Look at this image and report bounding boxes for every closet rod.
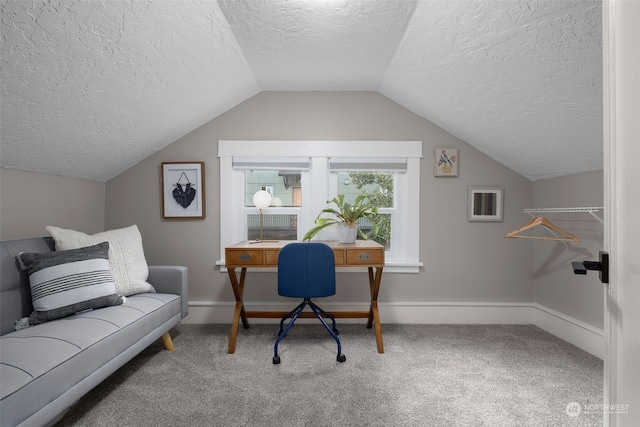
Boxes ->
[523,207,604,224]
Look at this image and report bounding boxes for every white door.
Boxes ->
[603,1,640,425]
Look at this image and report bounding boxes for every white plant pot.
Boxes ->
[338,223,358,243]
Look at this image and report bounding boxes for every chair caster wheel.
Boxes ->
[273,355,281,364]
[337,354,346,363]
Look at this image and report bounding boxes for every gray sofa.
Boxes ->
[0,237,188,427]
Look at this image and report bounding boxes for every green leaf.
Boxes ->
[303,193,380,242]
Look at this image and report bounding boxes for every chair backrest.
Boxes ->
[278,242,336,298]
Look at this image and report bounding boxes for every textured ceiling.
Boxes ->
[0,0,602,182]
[381,0,602,181]
[218,0,417,90]
[0,0,259,182]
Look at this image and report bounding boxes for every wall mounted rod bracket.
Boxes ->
[572,251,609,284]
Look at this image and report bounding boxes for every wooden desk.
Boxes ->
[225,240,385,354]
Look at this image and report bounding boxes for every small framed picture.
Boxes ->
[434,148,459,177]
[161,162,205,219]
[468,187,503,222]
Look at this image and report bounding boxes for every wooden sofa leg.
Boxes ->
[161,332,174,351]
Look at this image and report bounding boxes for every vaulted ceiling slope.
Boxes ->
[0,0,602,183]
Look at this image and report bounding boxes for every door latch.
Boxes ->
[572,251,609,284]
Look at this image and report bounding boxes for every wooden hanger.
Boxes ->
[504,217,580,242]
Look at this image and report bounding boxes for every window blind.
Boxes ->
[232,157,309,171]
[329,157,407,172]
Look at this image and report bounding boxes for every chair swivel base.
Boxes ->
[272,353,345,364]
[273,298,346,364]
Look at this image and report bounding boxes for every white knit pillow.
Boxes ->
[46,225,155,296]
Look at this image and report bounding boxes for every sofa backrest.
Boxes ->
[0,237,55,335]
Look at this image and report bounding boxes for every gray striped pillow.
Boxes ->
[17,242,124,325]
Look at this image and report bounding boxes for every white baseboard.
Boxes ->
[531,303,604,359]
[183,301,604,359]
[377,301,534,324]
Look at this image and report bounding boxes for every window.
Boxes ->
[244,170,302,240]
[330,158,405,254]
[218,141,423,273]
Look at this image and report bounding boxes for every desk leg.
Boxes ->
[227,267,249,354]
[367,267,384,353]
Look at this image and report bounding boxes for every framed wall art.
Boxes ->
[161,162,205,219]
[434,148,458,177]
[468,186,503,222]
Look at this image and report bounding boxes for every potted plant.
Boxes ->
[303,194,379,243]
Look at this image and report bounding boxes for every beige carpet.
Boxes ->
[55,324,603,426]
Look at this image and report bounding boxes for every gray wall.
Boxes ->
[0,93,603,330]
[105,92,534,312]
[532,171,604,328]
[0,168,105,240]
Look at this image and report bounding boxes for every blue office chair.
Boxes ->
[273,242,346,364]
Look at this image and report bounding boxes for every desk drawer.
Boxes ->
[345,248,384,265]
[265,250,280,266]
[226,250,264,266]
[332,249,345,265]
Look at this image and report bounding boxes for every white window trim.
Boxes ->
[218,140,423,273]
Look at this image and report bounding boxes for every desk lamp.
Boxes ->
[252,190,273,243]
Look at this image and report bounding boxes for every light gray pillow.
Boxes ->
[17,242,124,325]
[46,225,155,296]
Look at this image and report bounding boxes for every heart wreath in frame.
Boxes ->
[172,172,197,209]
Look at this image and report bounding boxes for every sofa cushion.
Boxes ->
[1,238,55,335]
[46,225,155,296]
[17,242,124,325]
[0,293,181,427]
